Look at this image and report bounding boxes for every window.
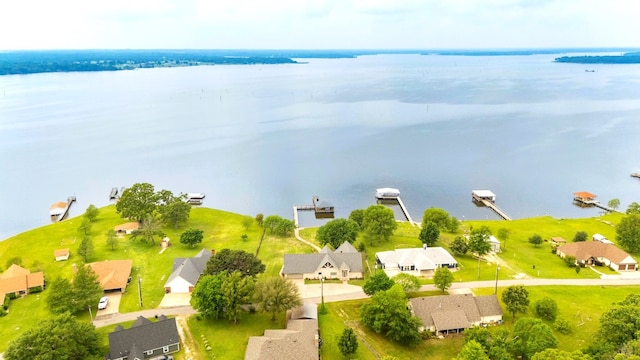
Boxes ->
[146,350,153,355]
[322,262,334,268]
[163,346,169,353]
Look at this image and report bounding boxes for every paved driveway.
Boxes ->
[95,292,122,317]
[159,292,192,308]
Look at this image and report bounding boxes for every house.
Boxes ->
[54,248,70,261]
[550,237,566,247]
[281,242,363,280]
[375,246,458,277]
[86,260,133,292]
[245,303,319,360]
[409,294,503,335]
[592,233,614,245]
[0,264,45,298]
[488,235,501,253]
[164,248,212,293]
[556,241,638,271]
[114,222,140,235]
[107,315,180,360]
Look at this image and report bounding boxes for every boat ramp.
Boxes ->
[375,188,416,226]
[472,190,512,221]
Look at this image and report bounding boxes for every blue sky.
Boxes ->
[0,0,637,50]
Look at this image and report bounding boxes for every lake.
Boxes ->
[1,53,640,240]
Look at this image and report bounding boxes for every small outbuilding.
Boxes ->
[114,222,139,235]
[54,249,70,262]
[592,233,614,245]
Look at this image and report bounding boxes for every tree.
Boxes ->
[5,256,22,269]
[433,266,454,294]
[596,294,640,348]
[497,227,510,250]
[4,312,101,360]
[617,214,640,253]
[457,340,490,360]
[573,231,588,242]
[263,215,283,234]
[362,205,397,244]
[221,271,255,324]
[205,249,266,277]
[77,217,92,237]
[77,235,94,262]
[422,207,450,230]
[512,317,558,360]
[468,226,492,279]
[338,327,359,357]
[528,233,543,247]
[609,198,621,211]
[46,277,75,314]
[627,202,640,215]
[447,216,460,233]
[253,277,302,321]
[534,297,558,321]
[106,229,118,250]
[116,182,158,222]
[131,215,164,245]
[502,285,530,322]
[363,271,395,296]
[419,221,440,246]
[392,273,420,294]
[160,199,191,228]
[275,218,295,236]
[241,216,253,231]
[532,349,591,360]
[316,218,359,249]
[180,228,204,248]
[450,236,469,256]
[255,213,264,227]
[72,264,103,314]
[349,209,365,230]
[360,284,422,346]
[83,204,99,222]
[191,274,225,319]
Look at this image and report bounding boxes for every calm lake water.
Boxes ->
[1,53,640,240]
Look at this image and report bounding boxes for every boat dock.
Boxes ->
[293,196,335,227]
[375,188,416,226]
[573,191,616,212]
[472,190,512,221]
[50,196,76,222]
[632,172,640,179]
[109,187,118,200]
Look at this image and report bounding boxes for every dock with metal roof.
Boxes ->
[472,190,512,221]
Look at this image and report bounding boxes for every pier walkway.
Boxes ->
[396,197,416,226]
[477,199,512,220]
[56,196,76,222]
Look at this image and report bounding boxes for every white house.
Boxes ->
[592,233,614,245]
[375,246,457,277]
[488,235,501,253]
[164,249,212,293]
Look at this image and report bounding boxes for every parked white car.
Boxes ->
[98,296,109,310]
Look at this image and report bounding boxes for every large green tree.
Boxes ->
[116,182,158,222]
[131,215,164,245]
[262,215,295,236]
[392,273,420,294]
[433,266,454,294]
[450,236,469,256]
[627,202,640,215]
[616,214,640,253]
[180,228,204,248]
[573,231,588,242]
[468,226,492,279]
[528,233,543,247]
[532,349,592,360]
[360,284,422,346]
[160,199,191,228]
[77,235,94,262]
[338,327,359,357]
[4,313,101,360]
[191,274,226,319]
[422,207,450,229]
[349,209,365,230]
[362,205,397,244]
[72,264,103,315]
[457,340,490,360]
[608,198,621,211]
[419,221,440,246]
[221,271,255,324]
[253,277,302,321]
[534,297,558,321]
[106,229,118,250]
[502,285,530,322]
[363,271,395,296]
[205,249,266,277]
[497,227,510,250]
[46,277,75,314]
[512,317,558,360]
[83,204,99,222]
[316,218,359,249]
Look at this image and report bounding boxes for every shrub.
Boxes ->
[0,307,7,317]
[534,297,558,321]
[563,255,577,268]
[29,286,43,294]
[554,317,572,334]
[573,231,588,242]
[2,295,9,310]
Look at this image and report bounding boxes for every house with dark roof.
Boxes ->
[245,303,319,360]
[0,264,45,299]
[107,315,180,360]
[375,246,458,277]
[557,241,637,271]
[164,248,212,293]
[85,259,133,292]
[409,294,503,335]
[281,242,363,280]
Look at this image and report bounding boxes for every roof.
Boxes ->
[87,259,133,291]
[0,264,30,279]
[0,264,44,293]
[376,247,458,270]
[410,294,502,331]
[114,222,140,231]
[290,303,318,320]
[281,242,363,275]
[49,201,67,210]
[376,188,400,197]
[472,190,496,198]
[108,316,180,360]
[550,237,566,243]
[54,248,70,257]
[165,249,212,288]
[488,235,500,244]
[574,191,597,199]
[557,241,637,265]
[245,318,318,360]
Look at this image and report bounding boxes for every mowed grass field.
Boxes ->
[0,205,636,359]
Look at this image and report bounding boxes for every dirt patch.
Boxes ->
[175,316,197,360]
[513,273,530,280]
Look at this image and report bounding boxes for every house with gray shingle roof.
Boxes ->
[409,294,503,335]
[164,248,212,293]
[281,241,363,280]
[107,315,180,360]
[375,246,458,277]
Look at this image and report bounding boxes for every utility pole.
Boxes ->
[138,276,143,307]
[494,264,500,295]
